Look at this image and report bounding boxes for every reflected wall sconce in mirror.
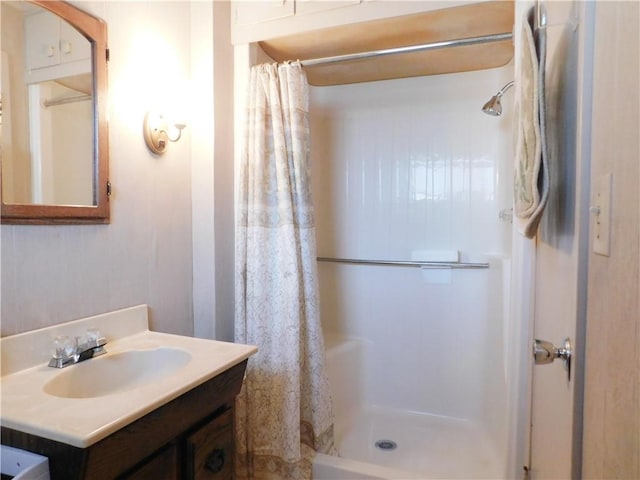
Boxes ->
[143,112,187,154]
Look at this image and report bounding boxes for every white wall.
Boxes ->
[310,64,513,432]
[1,1,205,337]
[39,81,93,205]
[191,0,236,342]
[191,1,216,341]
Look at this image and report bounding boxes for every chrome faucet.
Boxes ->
[48,328,107,368]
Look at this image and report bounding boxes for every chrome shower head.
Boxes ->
[482,95,503,116]
[482,81,515,116]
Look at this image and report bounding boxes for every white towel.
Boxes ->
[514,12,549,238]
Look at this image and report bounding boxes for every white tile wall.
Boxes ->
[311,67,514,263]
[310,65,514,430]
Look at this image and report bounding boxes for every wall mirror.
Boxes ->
[1,0,109,224]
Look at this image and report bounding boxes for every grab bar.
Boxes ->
[317,257,489,269]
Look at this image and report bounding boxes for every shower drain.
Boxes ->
[374,439,398,451]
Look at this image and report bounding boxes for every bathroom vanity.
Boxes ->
[2,362,245,479]
[0,306,257,479]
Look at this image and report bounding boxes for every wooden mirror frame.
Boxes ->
[1,0,109,225]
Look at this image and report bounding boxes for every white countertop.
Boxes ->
[0,306,257,448]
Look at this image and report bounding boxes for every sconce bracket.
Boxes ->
[143,112,170,154]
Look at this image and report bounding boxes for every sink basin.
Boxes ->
[43,348,192,399]
[1,305,257,447]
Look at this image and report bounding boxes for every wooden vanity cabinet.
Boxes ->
[123,442,179,480]
[1,360,247,480]
[184,408,235,479]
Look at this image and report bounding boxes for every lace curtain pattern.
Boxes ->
[235,62,335,480]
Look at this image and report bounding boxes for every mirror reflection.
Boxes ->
[1,1,94,206]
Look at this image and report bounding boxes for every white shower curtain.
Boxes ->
[235,62,335,480]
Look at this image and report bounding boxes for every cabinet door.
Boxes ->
[120,443,179,480]
[59,19,91,65]
[294,0,360,16]
[24,9,91,79]
[233,0,294,25]
[25,11,60,70]
[185,409,234,480]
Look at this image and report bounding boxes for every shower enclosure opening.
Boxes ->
[309,65,518,479]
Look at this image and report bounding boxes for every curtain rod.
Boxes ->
[43,94,92,108]
[295,32,513,68]
[317,257,490,269]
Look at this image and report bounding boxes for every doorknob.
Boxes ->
[533,337,572,381]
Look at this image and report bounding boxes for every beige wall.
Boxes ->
[583,1,640,478]
[1,1,209,337]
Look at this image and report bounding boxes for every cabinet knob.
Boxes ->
[204,448,225,474]
[61,41,72,54]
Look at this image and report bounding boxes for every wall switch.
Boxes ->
[591,173,612,256]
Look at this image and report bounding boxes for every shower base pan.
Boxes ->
[313,405,504,479]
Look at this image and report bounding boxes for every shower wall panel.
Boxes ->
[310,66,514,426]
[311,68,513,262]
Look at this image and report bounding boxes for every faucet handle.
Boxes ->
[49,335,77,367]
[52,335,75,359]
[86,328,106,347]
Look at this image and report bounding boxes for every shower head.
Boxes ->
[482,95,504,116]
[482,81,515,116]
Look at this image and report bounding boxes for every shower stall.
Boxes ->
[232,2,535,477]
[308,65,519,479]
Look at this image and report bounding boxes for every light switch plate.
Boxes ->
[592,173,612,256]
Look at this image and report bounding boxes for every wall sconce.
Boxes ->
[143,111,187,154]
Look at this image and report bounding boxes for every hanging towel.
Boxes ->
[513,11,549,238]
